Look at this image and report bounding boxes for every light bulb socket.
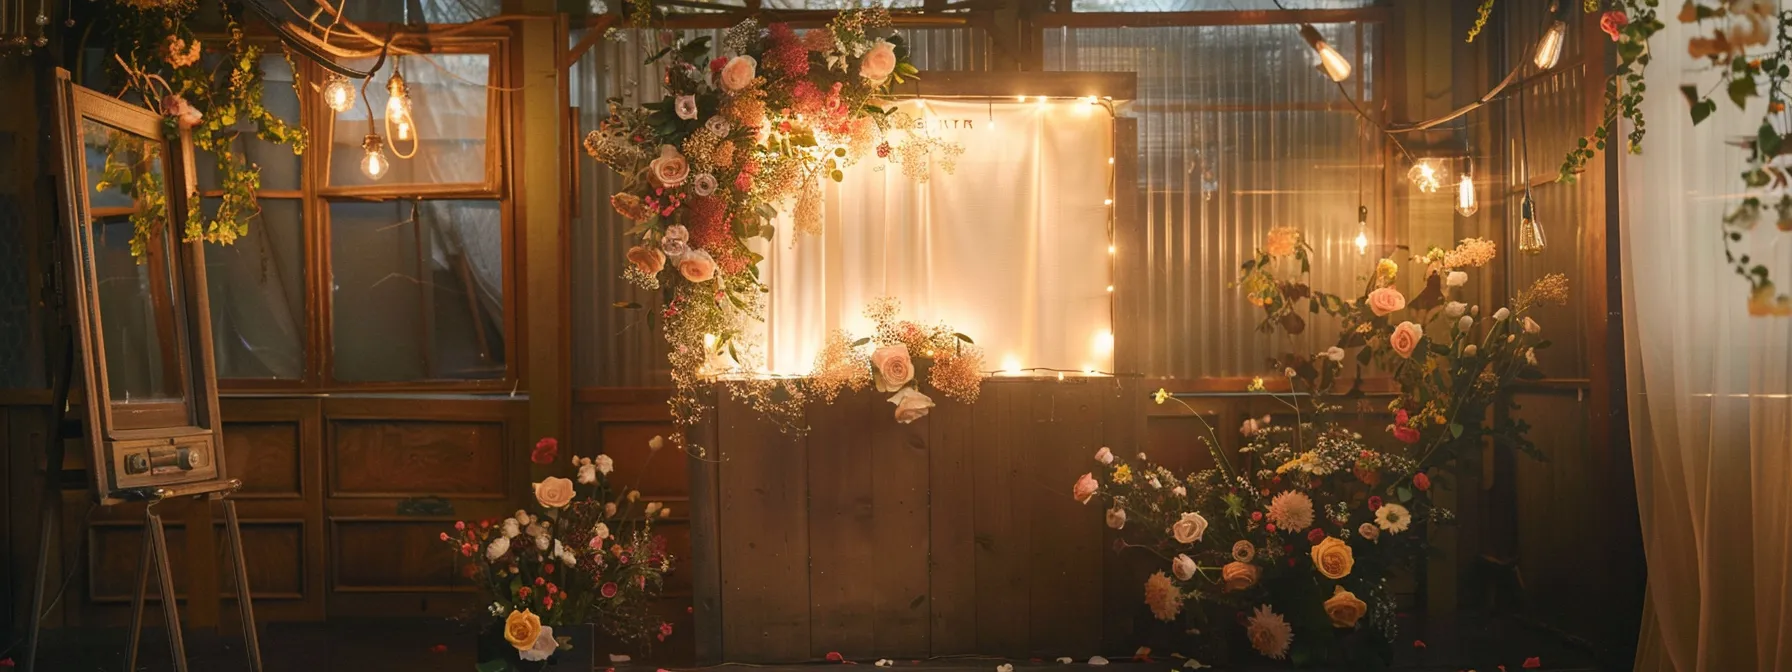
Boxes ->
[1298,24,1326,51]
[1358,205,1368,222]
[362,133,385,154]
[1520,193,1536,220]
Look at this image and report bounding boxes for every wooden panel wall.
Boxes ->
[692,380,1131,663]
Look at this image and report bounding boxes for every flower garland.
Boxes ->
[808,298,985,423]
[586,9,966,443]
[1081,229,1565,665]
[103,1,307,259]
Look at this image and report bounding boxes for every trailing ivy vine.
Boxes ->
[102,0,307,259]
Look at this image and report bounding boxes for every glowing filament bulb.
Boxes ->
[323,75,355,113]
[1300,24,1353,82]
[1534,19,1567,70]
[359,134,388,179]
[1408,158,1447,193]
[1517,194,1547,255]
[1354,206,1369,255]
[1455,173,1479,216]
[385,70,411,119]
[1001,354,1022,375]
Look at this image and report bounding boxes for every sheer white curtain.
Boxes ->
[759,99,1113,375]
[1623,11,1792,671]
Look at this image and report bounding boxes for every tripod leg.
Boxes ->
[22,489,58,672]
[147,504,190,672]
[222,499,264,671]
[125,516,154,672]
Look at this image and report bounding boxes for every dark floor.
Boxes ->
[13,614,1608,672]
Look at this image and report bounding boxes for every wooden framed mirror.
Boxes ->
[49,68,227,504]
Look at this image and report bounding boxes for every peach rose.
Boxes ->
[1309,536,1355,579]
[859,39,897,84]
[649,145,690,188]
[1324,586,1368,628]
[1171,553,1197,581]
[1220,561,1260,592]
[1094,447,1114,465]
[1073,472,1098,504]
[1170,512,1208,544]
[678,250,717,283]
[626,245,666,275]
[161,94,203,130]
[720,55,757,92]
[888,387,934,424]
[504,609,543,650]
[1389,321,1424,358]
[612,192,650,222]
[871,345,915,392]
[1366,286,1406,316]
[533,477,575,509]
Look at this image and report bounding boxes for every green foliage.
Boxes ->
[1558,2,1663,183]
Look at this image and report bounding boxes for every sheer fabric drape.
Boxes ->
[1623,11,1792,671]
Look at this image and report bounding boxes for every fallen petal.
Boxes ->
[1088,656,1110,666]
[1522,657,1542,669]
[1184,660,1210,670]
[429,644,448,653]
[610,655,633,663]
[1055,658,1073,665]
[997,664,1014,672]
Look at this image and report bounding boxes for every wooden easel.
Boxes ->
[21,337,265,672]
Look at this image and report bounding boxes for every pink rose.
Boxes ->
[1366,286,1406,317]
[1094,447,1114,465]
[677,250,716,283]
[649,145,690,188]
[626,246,666,275]
[533,477,575,509]
[1171,554,1197,581]
[859,39,897,84]
[675,94,698,120]
[1073,472,1098,504]
[719,55,757,92]
[888,387,934,424]
[661,225,691,258]
[160,94,202,130]
[870,345,914,392]
[1389,321,1423,358]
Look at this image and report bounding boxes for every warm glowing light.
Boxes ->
[360,134,388,179]
[323,75,355,113]
[1036,96,1048,104]
[1455,173,1479,216]
[385,70,411,119]
[1107,157,1115,164]
[1001,354,1022,375]
[1518,194,1547,255]
[704,333,718,350]
[1107,244,1116,254]
[1057,371,1065,381]
[987,119,997,130]
[394,112,414,142]
[1103,198,1114,206]
[1015,95,1027,102]
[1083,365,1098,375]
[1533,19,1567,69]
[1355,205,1369,255]
[1093,330,1115,355]
[1105,285,1114,293]
[1407,158,1447,193]
[1299,24,1353,82]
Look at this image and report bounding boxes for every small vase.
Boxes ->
[478,622,596,672]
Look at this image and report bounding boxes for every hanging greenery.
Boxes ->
[101,0,307,259]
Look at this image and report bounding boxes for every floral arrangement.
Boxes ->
[100,0,307,258]
[584,8,955,443]
[443,437,675,670]
[807,297,985,424]
[1076,230,1567,667]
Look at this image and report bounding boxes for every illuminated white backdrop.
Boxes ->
[757,99,1114,375]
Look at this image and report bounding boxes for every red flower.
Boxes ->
[531,437,559,464]
[1390,410,1421,444]
[546,583,558,593]
[1413,472,1431,491]
[1265,523,1277,533]
[535,577,546,586]
[710,56,728,73]
[601,582,619,598]
[544,563,555,574]
[660,622,675,637]
[1251,511,1264,522]
[1599,10,1628,41]
[430,644,448,653]
[826,652,846,663]
[544,596,554,609]
[519,587,532,598]
[455,521,466,530]
[1368,496,1384,511]
[1522,657,1542,669]
[439,532,450,541]
[1412,640,1426,650]
[1306,528,1326,544]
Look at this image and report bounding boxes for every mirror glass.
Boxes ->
[81,118,189,405]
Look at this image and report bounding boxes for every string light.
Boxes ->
[1533,2,1568,70]
[385,66,412,119]
[1001,354,1022,375]
[1517,194,1546,255]
[1407,158,1447,193]
[1354,206,1369,255]
[323,74,356,113]
[360,134,389,179]
[1298,24,1353,82]
[1455,173,1478,217]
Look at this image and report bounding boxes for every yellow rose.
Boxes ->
[1220,561,1260,592]
[1323,586,1368,628]
[1310,536,1355,580]
[504,608,542,650]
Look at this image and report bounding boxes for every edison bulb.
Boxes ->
[360,134,389,179]
[385,70,411,118]
[393,111,414,141]
[1354,206,1369,255]
[323,75,355,113]
[1299,24,1353,82]
[1455,173,1479,216]
[1408,159,1447,193]
[1533,20,1567,70]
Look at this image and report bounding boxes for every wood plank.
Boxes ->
[927,391,978,655]
[1027,382,1104,657]
[1099,380,1142,652]
[806,392,877,658]
[686,393,725,665]
[717,389,811,662]
[870,391,931,657]
[972,383,1027,655]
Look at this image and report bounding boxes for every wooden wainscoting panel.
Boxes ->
[329,518,464,592]
[806,392,878,658]
[329,419,509,498]
[868,391,932,657]
[926,394,978,656]
[87,519,306,603]
[971,383,1029,655]
[592,419,685,498]
[716,391,811,662]
[1025,382,1104,656]
[220,421,303,498]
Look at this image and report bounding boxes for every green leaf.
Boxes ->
[850,337,871,347]
[1760,122,1783,157]
[1449,423,1464,439]
[953,332,975,344]
[1396,486,1413,503]
[1691,98,1717,124]
[476,659,514,672]
[1729,76,1757,109]
[1680,84,1702,106]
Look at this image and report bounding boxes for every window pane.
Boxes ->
[1072,0,1375,11]
[328,53,492,188]
[330,200,505,382]
[204,199,305,379]
[196,53,303,192]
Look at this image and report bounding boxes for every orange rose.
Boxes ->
[1220,561,1260,592]
[1309,536,1355,579]
[533,477,575,509]
[1323,586,1368,628]
[504,609,542,651]
[626,246,666,275]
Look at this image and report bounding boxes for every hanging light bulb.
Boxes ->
[1407,158,1447,193]
[1517,193,1546,255]
[1455,172,1479,217]
[1299,24,1353,82]
[393,109,415,142]
[1354,206,1369,255]
[385,68,412,119]
[1533,4,1567,70]
[323,74,356,113]
[360,134,389,179]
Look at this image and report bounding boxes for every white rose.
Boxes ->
[1172,486,1187,497]
[1105,507,1127,530]
[1446,271,1468,287]
[519,625,557,662]
[595,454,614,475]
[593,522,611,540]
[486,536,511,561]
[1170,512,1208,544]
[502,519,520,537]
[1094,447,1114,465]
[1172,554,1198,581]
[1321,346,1345,362]
[1457,315,1473,332]
[888,387,935,424]
[1522,316,1541,334]
[1493,307,1510,321]
[578,463,597,485]
[1444,301,1467,318]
